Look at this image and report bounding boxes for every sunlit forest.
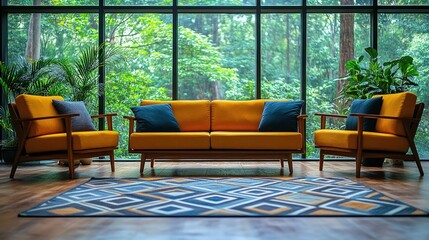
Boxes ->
[3,0,429,159]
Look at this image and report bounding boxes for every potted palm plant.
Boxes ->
[339,47,419,166]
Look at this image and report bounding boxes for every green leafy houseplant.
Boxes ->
[339,47,419,101]
[57,43,122,113]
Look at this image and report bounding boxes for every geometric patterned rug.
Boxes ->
[19,177,428,217]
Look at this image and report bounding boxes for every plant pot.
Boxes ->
[58,159,80,166]
[1,146,17,164]
[79,158,93,165]
[362,158,385,167]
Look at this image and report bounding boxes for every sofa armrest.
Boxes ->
[123,116,136,134]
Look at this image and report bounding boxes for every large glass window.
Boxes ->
[2,2,429,160]
[178,14,256,100]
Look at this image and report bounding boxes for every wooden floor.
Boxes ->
[1,160,429,240]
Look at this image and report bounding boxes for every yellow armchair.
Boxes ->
[314,92,424,177]
[8,94,119,179]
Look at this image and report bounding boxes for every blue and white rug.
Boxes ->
[19,177,428,217]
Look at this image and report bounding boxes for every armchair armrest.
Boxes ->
[314,113,347,129]
[15,113,79,122]
[349,113,415,121]
[92,113,118,131]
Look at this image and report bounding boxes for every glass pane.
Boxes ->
[178,14,256,100]
[379,0,429,5]
[307,0,372,5]
[8,0,97,6]
[105,14,173,159]
[106,0,172,6]
[261,14,301,100]
[306,13,371,158]
[8,13,98,108]
[378,14,429,159]
[262,0,302,5]
[179,0,255,6]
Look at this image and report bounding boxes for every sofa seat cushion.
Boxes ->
[25,131,119,153]
[314,129,409,152]
[210,131,302,150]
[130,132,210,150]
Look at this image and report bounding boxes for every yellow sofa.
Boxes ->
[125,100,307,174]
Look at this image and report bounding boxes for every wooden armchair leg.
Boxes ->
[280,159,284,168]
[150,159,155,168]
[356,155,362,178]
[9,157,19,179]
[68,157,75,179]
[140,154,146,173]
[319,151,324,171]
[110,152,115,172]
[410,143,424,176]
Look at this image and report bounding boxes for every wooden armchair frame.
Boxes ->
[8,103,117,179]
[315,103,424,178]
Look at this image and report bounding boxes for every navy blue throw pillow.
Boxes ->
[258,101,304,132]
[345,97,383,131]
[131,104,180,132]
[52,100,96,131]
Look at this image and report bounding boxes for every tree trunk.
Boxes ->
[337,0,355,110]
[25,0,42,60]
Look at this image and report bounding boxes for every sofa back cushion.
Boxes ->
[140,100,210,131]
[211,100,270,131]
[15,94,65,137]
[373,92,417,136]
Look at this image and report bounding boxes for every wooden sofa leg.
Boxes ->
[110,152,115,172]
[151,159,155,168]
[280,159,284,168]
[286,154,293,174]
[140,155,146,173]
